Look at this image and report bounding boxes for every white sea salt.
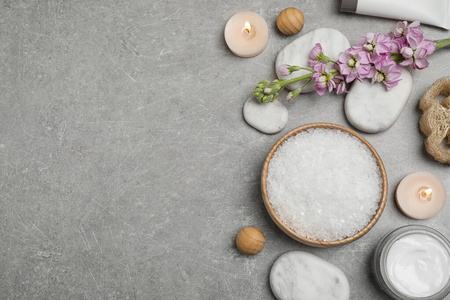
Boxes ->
[266,128,383,242]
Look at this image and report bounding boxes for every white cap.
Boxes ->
[340,0,358,13]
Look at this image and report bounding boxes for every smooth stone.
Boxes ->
[276,28,351,93]
[270,251,350,300]
[344,68,413,133]
[243,97,288,134]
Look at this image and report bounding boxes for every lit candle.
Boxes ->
[396,171,447,219]
[224,11,268,58]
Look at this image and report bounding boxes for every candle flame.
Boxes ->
[418,187,433,202]
[244,22,251,33]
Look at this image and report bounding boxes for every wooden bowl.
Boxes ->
[261,123,388,247]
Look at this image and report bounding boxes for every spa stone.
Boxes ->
[276,28,351,93]
[344,68,412,133]
[270,251,350,300]
[243,97,288,134]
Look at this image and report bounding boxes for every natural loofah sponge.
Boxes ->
[419,77,450,164]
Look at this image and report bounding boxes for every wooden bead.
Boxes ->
[236,226,265,255]
[277,7,305,36]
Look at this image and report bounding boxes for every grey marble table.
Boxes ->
[1,1,449,299]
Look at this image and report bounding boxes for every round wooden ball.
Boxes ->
[236,226,265,255]
[277,7,305,36]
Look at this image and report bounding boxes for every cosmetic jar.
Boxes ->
[373,225,450,300]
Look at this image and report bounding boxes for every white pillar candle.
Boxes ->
[224,11,268,58]
[396,172,446,219]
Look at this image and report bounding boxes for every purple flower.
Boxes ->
[389,21,424,54]
[308,43,324,67]
[399,33,437,69]
[307,43,334,67]
[286,88,302,102]
[390,21,422,38]
[286,92,294,102]
[310,43,323,58]
[337,46,371,83]
[278,64,291,76]
[387,20,436,69]
[390,36,407,53]
[278,64,301,76]
[400,47,414,59]
[311,63,336,96]
[371,55,402,90]
[358,33,392,57]
[332,74,348,95]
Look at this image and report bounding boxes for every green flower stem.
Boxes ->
[300,78,312,90]
[279,68,339,88]
[435,38,450,50]
[255,67,341,103]
[318,53,337,64]
[297,67,315,73]
[329,69,339,75]
[279,73,312,88]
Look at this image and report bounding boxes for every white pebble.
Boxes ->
[344,68,412,133]
[266,128,382,241]
[243,97,288,134]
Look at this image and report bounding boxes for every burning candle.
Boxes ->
[396,172,446,219]
[224,11,268,58]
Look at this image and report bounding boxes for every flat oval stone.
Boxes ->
[344,68,412,133]
[243,97,288,134]
[276,28,351,93]
[270,251,350,300]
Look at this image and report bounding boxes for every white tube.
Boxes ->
[341,0,450,29]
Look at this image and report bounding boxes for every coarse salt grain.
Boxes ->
[266,128,382,242]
